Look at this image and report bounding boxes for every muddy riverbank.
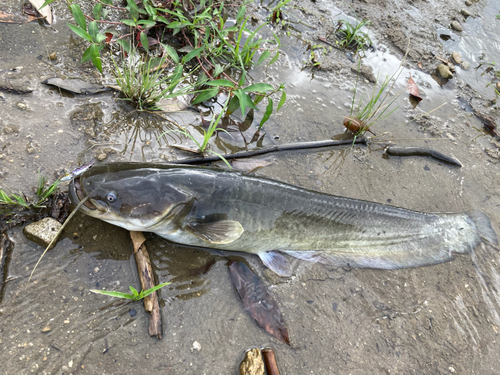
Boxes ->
[1,0,500,373]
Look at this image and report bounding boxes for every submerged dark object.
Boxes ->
[69,163,498,276]
[229,261,290,345]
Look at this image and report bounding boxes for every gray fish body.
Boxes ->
[69,164,498,276]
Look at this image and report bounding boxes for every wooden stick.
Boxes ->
[130,231,163,339]
[262,348,280,375]
[169,137,368,165]
[0,232,12,302]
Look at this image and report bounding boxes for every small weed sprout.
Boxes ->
[111,48,190,111]
[344,64,402,138]
[336,19,372,55]
[0,175,59,209]
[91,282,171,301]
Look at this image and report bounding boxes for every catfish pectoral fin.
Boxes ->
[184,220,244,244]
[259,251,292,277]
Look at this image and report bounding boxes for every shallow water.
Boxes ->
[1,0,500,373]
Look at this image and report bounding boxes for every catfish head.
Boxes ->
[69,168,194,232]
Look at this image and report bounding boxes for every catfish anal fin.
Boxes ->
[259,251,292,277]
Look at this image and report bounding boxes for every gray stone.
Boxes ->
[437,64,454,79]
[452,52,462,64]
[460,61,470,70]
[450,21,463,32]
[23,217,62,249]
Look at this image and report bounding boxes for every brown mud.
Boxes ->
[1,0,500,373]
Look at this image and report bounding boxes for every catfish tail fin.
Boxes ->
[469,211,499,247]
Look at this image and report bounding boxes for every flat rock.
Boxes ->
[23,217,62,249]
[460,61,470,70]
[240,348,264,375]
[450,21,463,32]
[451,52,462,64]
[437,64,454,79]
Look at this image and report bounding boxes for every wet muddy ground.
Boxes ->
[1,0,500,373]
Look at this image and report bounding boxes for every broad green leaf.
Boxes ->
[239,70,246,87]
[244,92,257,110]
[70,4,86,31]
[162,44,179,64]
[269,51,280,65]
[145,5,156,17]
[234,89,247,115]
[90,290,136,300]
[88,21,99,43]
[96,33,106,43]
[93,3,103,21]
[259,98,273,129]
[257,50,271,65]
[181,46,203,64]
[90,44,103,73]
[126,0,139,21]
[39,0,56,10]
[226,96,240,116]
[236,4,246,23]
[81,46,93,63]
[243,83,274,93]
[140,32,149,51]
[121,19,137,27]
[191,87,219,105]
[253,93,265,106]
[116,39,131,54]
[137,20,156,27]
[68,24,92,42]
[157,16,170,24]
[277,90,287,111]
[205,79,234,88]
[166,21,185,29]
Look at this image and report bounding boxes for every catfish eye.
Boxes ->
[106,192,117,203]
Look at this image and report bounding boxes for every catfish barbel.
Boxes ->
[69,163,498,276]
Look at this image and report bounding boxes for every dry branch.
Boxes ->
[130,231,163,339]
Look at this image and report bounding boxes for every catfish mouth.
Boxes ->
[71,177,98,210]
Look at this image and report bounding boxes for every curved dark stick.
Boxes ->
[385,146,462,167]
[169,137,368,165]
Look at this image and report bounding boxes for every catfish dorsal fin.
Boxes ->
[184,220,244,244]
[259,251,292,277]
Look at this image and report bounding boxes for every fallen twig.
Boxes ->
[130,231,163,339]
[169,137,368,165]
[262,348,280,375]
[385,146,462,167]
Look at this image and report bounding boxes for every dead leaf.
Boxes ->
[231,158,275,172]
[228,261,290,345]
[417,62,423,70]
[43,78,111,94]
[407,74,422,103]
[29,0,52,25]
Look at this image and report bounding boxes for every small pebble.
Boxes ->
[460,8,471,17]
[41,326,51,333]
[17,102,27,110]
[496,82,500,91]
[437,64,454,79]
[450,21,463,32]
[49,52,57,60]
[97,153,107,161]
[451,52,462,64]
[460,61,470,70]
[464,0,472,5]
[129,309,137,317]
[63,319,70,324]
[192,341,201,351]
